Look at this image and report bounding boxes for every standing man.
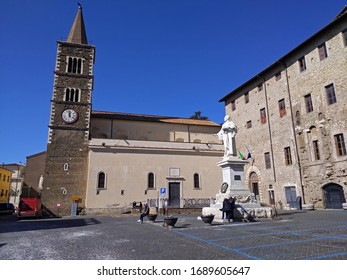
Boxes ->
[138,203,149,223]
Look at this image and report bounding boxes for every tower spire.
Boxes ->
[66,3,88,44]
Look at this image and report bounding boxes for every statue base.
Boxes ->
[202,156,273,221]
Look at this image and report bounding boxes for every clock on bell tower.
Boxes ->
[42,4,95,216]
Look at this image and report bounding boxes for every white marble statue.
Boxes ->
[216,115,237,157]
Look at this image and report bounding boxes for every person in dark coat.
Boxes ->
[222,198,233,223]
[137,203,149,223]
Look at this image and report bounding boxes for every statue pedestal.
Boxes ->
[218,156,253,197]
[202,156,272,221]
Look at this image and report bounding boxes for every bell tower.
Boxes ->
[42,4,95,216]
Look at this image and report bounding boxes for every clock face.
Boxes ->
[62,109,78,124]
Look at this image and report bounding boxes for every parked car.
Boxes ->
[17,198,42,219]
[0,203,15,215]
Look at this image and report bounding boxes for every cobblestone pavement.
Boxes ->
[0,210,346,260]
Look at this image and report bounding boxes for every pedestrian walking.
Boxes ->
[137,203,149,223]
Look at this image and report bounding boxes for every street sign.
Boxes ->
[160,187,166,196]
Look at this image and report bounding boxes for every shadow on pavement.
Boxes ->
[0,215,101,234]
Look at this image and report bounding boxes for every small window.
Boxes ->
[231,100,236,111]
[334,134,346,156]
[257,83,263,91]
[264,152,271,169]
[326,84,337,105]
[275,71,282,81]
[244,92,249,104]
[97,172,106,189]
[194,173,200,189]
[318,43,328,60]
[278,99,286,117]
[284,147,293,165]
[298,56,306,72]
[246,120,252,129]
[148,172,154,189]
[312,140,320,160]
[260,108,267,124]
[304,94,313,113]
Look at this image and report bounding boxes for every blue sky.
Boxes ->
[1,0,346,164]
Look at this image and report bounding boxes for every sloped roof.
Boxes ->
[66,4,88,44]
[91,110,221,127]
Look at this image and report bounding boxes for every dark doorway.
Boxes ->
[168,182,180,207]
[249,172,259,196]
[268,190,275,205]
[285,186,297,209]
[323,184,346,209]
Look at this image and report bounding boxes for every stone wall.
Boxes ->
[223,15,347,209]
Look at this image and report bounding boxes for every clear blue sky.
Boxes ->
[1,0,346,164]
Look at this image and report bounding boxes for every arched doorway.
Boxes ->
[323,183,346,209]
[249,172,259,197]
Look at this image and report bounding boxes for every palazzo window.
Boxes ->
[284,147,293,165]
[231,100,236,111]
[264,152,271,169]
[67,57,83,74]
[318,43,328,60]
[278,99,286,117]
[260,108,267,124]
[246,121,252,129]
[342,29,347,46]
[326,84,337,105]
[334,134,346,156]
[312,140,320,160]
[244,92,249,104]
[298,56,306,72]
[304,94,313,113]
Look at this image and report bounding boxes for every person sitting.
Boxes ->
[221,197,233,223]
[137,203,149,223]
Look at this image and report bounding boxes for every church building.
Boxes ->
[41,5,224,216]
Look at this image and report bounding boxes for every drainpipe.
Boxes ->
[188,125,191,142]
[257,75,277,183]
[278,60,305,204]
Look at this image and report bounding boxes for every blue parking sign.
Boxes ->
[160,187,166,196]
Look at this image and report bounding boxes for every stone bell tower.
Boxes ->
[42,4,95,216]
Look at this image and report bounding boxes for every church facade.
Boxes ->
[219,8,347,210]
[41,6,224,216]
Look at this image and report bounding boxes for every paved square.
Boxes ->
[0,210,346,260]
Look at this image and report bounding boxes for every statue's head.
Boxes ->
[224,115,230,121]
